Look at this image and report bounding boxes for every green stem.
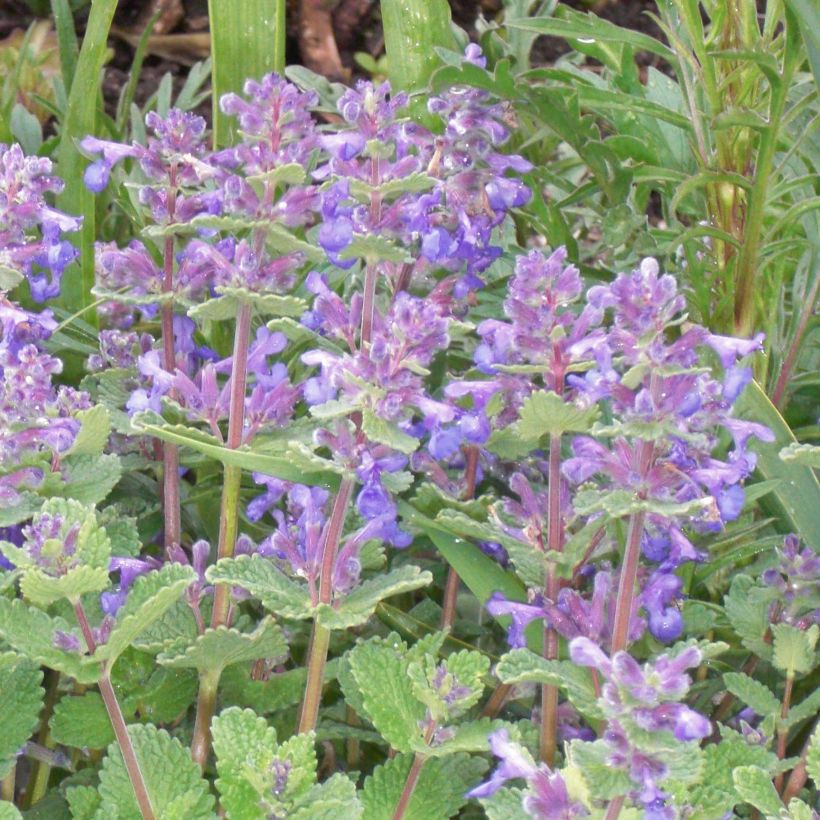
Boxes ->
[191,300,253,769]
[298,476,356,734]
[733,63,795,336]
[74,603,155,820]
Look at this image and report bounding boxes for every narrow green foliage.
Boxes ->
[208,0,286,146]
[55,0,118,318]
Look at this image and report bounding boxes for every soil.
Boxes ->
[0,0,669,128]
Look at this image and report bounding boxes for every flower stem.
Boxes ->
[782,717,817,802]
[74,602,156,820]
[191,300,253,769]
[441,446,479,630]
[610,509,647,655]
[481,683,513,718]
[774,673,794,791]
[161,171,180,548]
[541,432,563,766]
[604,795,624,820]
[298,475,356,734]
[393,723,435,820]
[23,668,60,808]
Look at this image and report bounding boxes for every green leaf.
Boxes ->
[0,802,22,820]
[98,724,215,819]
[361,409,420,454]
[724,574,776,661]
[209,0,285,146]
[417,718,501,758]
[50,692,115,750]
[157,617,287,674]
[399,502,538,651]
[479,788,527,820]
[778,442,820,468]
[495,649,601,719]
[0,598,101,684]
[131,599,199,653]
[57,454,122,506]
[771,623,818,676]
[734,382,820,549]
[806,723,820,785]
[66,784,101,820]
[55,0,118,317]
[341,235,412,265]
[0,265,23,291]
[187,287,305,322]
[96,563,196,666]
[317,566,433,630]
[381,0,456,92]
[130,416,340,489]
[0,653,44,778]
[723,673,780,718]
[732,766,784,817]
[21,565,111,608]
[206,555,313,620]
[781,687,820,730]
[347,636,426,753]
[65,406,111,457]
[361,752,487,820]
[567,739,633,799]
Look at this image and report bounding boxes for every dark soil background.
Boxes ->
[1,0,664,126]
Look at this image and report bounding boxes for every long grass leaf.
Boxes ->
[381,0,457,92]
[55,0,118,319]
[50,0,79,91]
[208,0,286,147]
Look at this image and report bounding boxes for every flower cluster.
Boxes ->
[0,143,81,300]
[570,638,710,817]
[762,534,820,629]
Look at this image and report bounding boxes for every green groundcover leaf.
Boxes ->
[157,617,288,674]
[97,724,215,818]
[50,692,115,750]
[0,652,44,779]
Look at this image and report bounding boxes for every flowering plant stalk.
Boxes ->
[0,45,818,820]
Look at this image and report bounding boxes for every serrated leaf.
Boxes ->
[771,623,818,676]
[340,235,412,264]
[187,286,305,321]
[96,508,141,558]
[98,724,215,819]
[0,652,44,778]
[725,575,776,661]
[131,599,200,652]
[317,566,432,629]
[65,406,111,458]
[347,637,426,753]
[157,617,287,674]
[732,766,784,816]
[348,172,436,202]
[781,687,820,730]
[57,454,121,505]
[95,563,196,665]
[496,649,601,719]
[21,565,111,608]
[779,442,820,467]
[0,802,22,820]
[288,774,361,820]
[479,787,527,820]
[0,598,101,684]
[362,752,487,820]
[568,739,632,800]
[806,724,820,785]
[515,391,600,440]
[723,672,780,718]
[130,415,340,488]
[50,692,115,750]
[361,409,419,454]
[206,555,313,620]
[66,785,101,820]
[417,718,501,758]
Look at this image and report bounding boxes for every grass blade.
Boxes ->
[735,381,820,550]
[50,0,79,91]
[381,0,457,92]
[208,0,286,147]
[55,0,118,319]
